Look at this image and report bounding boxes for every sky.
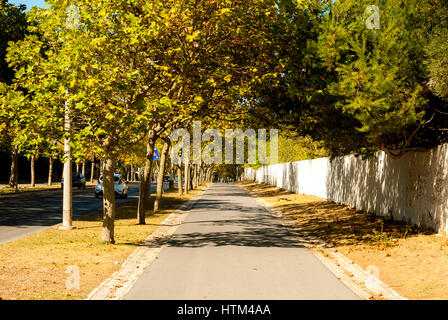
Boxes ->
[9,0,46,11]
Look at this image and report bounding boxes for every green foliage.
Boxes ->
[8,1,163,160]
[318,0,433,157]
[6,0,284,160]
[0,0,28,157]
[0,0,27,84]
[214,164,238,180]
[0,82,25,147]
[2,0,447,171]
[424,0,448,100]
[278,133,328,163]
[251,0,447,158]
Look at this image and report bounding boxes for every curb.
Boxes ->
[87,186,209,300]
[240,185,407,301]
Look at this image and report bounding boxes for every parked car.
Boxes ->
[61,172,86,189]
[95,174,128,199]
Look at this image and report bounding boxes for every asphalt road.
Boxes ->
[125,183,360,300]
[0,182,167,244]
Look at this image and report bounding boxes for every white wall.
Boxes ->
[243,144,448,234]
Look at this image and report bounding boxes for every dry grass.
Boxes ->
[0,185,61,194]
[239,181,448,300]
[0,182,96,194]
[0,186,204,300]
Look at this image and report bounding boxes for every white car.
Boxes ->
[95,174,128,199]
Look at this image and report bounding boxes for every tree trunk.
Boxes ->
[168,167,174,189]
[201,165,205,184]
[90,157,95,183]
[137,131,156,224]
[30,154,36,187]
[101,154,117,244]
[196,164,200,187]
[196,165,199,187]
[189,165,193,190]
[206,167,212,183]
[9,148,19,191]
[48,155,53,186]
[76,162,80,174]
[61,150,73,229]
[100,160,104,177]
[191,164,196,190]
[184,162,190,193]
[81,161,86,176]
[196,165,201,187]
[177,165,183,195]
[130,160,135,181]
[154,141,169,213]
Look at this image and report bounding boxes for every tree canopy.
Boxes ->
[1,0,447,243]
[248,0,448,158]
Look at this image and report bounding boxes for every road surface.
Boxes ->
[0,182,167,244]
[125,183,360,300]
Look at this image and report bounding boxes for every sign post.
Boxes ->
[153,147,160,160]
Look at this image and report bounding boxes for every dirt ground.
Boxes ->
[239,181,448,300]
[0,187,203,300]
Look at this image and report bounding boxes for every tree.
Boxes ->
[424,0,448,100]
[0,85,26,189]
[136,127,162,225]
[153,138,170,213]
[247,0,448,158]
[8,1,160,242]
[277,131,328,164]
[133,0,291,218]
[0,0,27,189]
[0,0,26,84]
[317,0,432,158]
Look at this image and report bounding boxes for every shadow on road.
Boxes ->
[139,187,308,249]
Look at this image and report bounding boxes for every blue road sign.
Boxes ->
[153,147,160,160]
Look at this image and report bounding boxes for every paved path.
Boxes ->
[125,183,359,300]
[0,182,169,244]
